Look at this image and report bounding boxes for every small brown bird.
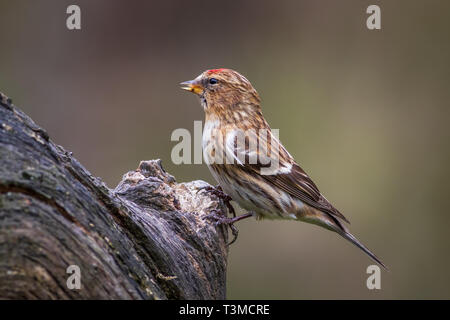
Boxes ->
[180,68,387,269]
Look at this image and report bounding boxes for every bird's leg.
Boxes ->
[197,185,236,217]
[204,211,254,246]
[199,184,253,245]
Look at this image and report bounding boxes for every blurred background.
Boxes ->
[1,0,449,299]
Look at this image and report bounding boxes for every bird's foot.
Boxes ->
[198,185,236,217]
[204,211,254,246]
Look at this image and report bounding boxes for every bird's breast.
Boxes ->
[202,120,221,165]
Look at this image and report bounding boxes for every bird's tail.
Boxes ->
[338,230,389,271]
[299,208,388,270]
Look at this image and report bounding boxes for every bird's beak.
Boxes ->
[179,79,204,95]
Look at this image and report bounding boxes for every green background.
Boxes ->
[1,0,449,299]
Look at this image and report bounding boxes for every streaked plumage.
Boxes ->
[180,68,387,270]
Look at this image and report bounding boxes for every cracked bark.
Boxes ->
[0,91,229,299]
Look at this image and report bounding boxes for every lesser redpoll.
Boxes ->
[180,68,387,270]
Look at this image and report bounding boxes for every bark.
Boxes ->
[0,91,229,299]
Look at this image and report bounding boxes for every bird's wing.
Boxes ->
[225,128,349,223]
[258,161,350,224]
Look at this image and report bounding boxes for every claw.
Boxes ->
[204,211,254,246]
[200,185,254,245]
[203,209,225,224]
[228,224,239,246]
[198,185,236,217]
[203,211,238,245]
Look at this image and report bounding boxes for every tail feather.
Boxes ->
[300,208,388,270]
[339,231,389,271]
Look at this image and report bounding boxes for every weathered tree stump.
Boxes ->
[0,91,229,299]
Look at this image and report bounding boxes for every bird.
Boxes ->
[180,68,387,270]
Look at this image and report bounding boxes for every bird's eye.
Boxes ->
[209,78,218,85]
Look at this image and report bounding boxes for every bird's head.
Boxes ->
[180,68,262,122]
